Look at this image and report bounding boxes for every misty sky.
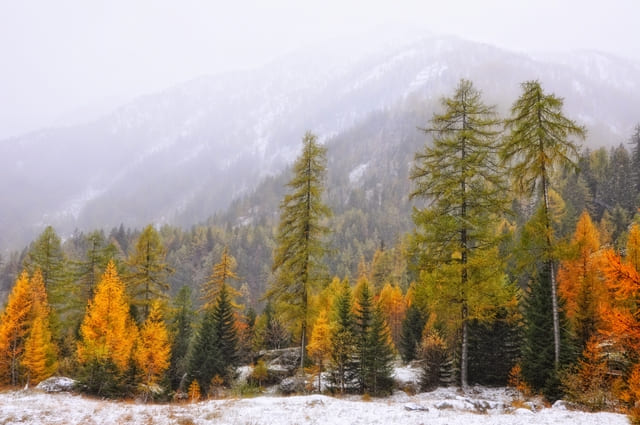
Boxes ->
[1,0,638,140]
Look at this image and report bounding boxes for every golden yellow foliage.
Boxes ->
[188,379,201,401]
[77,260,137,372]
[0,271,33,386]
[377,283,406,348]
[201,247,242,310]
[134,301,170,386]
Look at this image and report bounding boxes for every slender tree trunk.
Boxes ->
[461,311,468,388]
[542,167,561,368]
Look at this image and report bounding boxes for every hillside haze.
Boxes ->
[1,35,639,251]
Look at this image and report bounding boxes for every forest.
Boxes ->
[1,78,640,420]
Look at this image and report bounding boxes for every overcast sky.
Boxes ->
[1,0,638,139]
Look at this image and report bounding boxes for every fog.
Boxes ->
[1,0,639,139]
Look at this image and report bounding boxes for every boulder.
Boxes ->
[279,376,306,394]
[36,377,76,393]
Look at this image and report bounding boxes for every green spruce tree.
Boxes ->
[169,286,195,391]
[364,305,395,395]
[328,279,356,394]
[399,303,426,363]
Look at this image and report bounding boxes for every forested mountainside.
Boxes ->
[1,35,639,251]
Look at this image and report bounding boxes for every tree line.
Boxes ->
[1,78,640,417]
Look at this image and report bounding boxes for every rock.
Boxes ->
[552,400,568,410]
[279,376,306,394]
[435,401,454,410]
[36,377,76,393]
[404,402,429,411]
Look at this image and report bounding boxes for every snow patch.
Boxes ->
[349,162,369,184]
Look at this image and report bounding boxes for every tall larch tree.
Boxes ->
[0,271,32,386]
[77,260,138,395]
[127,225,173,322]
[134,300,171,393]
[378,283,406,348]
[410,79,511,387]
[267,131,331,371]
[557,211,607,350]
[201,246,242,310]
[501,80,586,368]
[21,270,58,385]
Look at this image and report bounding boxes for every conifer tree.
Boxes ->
[201,247,242,310]
[364,305,395,395]
[134,301,171,392]
[410,79,510,387]
[399,303,426,363]
[631,124,640,197]
[353,277,374,393]
[267,131,331,371]
[377,283,405,348]
[75,231,118,303]
[169,285,194,391]
[77,261,138,395]
[328,279,355,394]
[188,308,223,394]
[0,271,32,386]
[501,80,586,368]
[127,225,172,322]
[307,309,331,392]
[211,283,239,381]
[557,211,607,350]
[21,270,58,385]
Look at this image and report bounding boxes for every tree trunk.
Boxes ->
[461,309,468,388]
[542,172,561,368]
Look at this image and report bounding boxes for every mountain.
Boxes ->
[1,34,639,251]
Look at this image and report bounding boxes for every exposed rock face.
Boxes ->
[36,377,76,393]
[256,347,302,380]
[279,376,306,395]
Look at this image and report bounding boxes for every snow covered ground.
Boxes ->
[0,386,629,425]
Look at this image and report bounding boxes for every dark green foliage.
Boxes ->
[353,279,374,393]
[363,306,395,395]
[328,280,356,394]
[187,307,225,394]
[77,358,128,398]
[211,283,239,377]
[631,124,640,197]
[467,309,521,386]
[603,144,634,214]
[169,286,195,391]
[399,304,426,363]
[521,264,575,401]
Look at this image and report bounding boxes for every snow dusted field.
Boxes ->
[0,387,629,425]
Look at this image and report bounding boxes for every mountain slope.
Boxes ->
[1,35,639,251]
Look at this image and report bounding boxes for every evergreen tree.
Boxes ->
[353,277,374,393]
[187,307,224,395]
[211,283,239,381]
[603,144,634,213]
[501,80,586,368]
[399,303,426,363]
[168,286,194,391]
[127,225,173,322]
[328,279,356,394]
[363,305,395,395]
[410,79,510,387]
[267,131,331,371]
[75,230,118,303]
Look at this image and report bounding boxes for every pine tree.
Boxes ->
[410,79,510,387]
[501,80,586,368]
[328,279,355,394]
[0,271,33,386]
[307,309,331,392]
[77,261,138,395]
[267,131,331,371]
[127,225,172,322]
[630,124,640,198]
[168,286,194,391]
[399,303,426,363]
[188,307,224,394]
[134,301,171,392]
[353,277,374,393]
[201,247,242,310]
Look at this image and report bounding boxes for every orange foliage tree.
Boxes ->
[377,283,406,348]
[21,270,58,385]
[307,309,331,391]
[0,271,33,386]
[557,211,607,348]
[134,300,171,391]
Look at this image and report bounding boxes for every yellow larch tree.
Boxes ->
[134,300,171,389]
[21,270,58,385]
[0,271,32,386]
[201,247,242,310]
[77,260,137,372]
[307,309,331,392]
[627,223,640,272]
[557,211,607,348]
[377,283,406,348]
